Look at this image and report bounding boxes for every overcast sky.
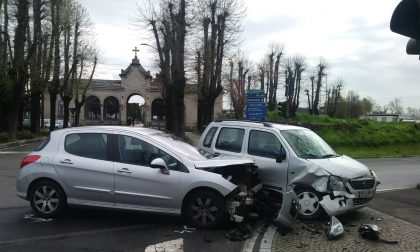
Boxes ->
[78,0,420,110]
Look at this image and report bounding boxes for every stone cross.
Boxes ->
[132,46,139,58]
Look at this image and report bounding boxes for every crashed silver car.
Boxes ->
[16,126,261,228]
[197,120,380,220]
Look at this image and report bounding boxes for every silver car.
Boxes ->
[17,126,260,228]
[197,120,380,220]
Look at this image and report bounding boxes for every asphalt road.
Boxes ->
[358,157,420,191]
[0,142,419,251]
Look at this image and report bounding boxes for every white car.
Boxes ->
[197,120,380,219]
[16,126,261,228]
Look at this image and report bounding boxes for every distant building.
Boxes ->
[360,114,400,122]
[43,49,223,129]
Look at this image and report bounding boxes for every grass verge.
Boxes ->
[335,142,420,158]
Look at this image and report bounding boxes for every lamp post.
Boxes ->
[140,43,158,50]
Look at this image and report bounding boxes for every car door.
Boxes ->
[53,132,114,205]
[113,134,183,213]
[246,129,289,191]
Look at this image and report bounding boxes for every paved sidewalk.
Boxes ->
[271,207,420,252]
[0,138,44,150]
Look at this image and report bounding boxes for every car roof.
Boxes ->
[211,120,304,131]
[52,126,204,161]
[54,126,163,136]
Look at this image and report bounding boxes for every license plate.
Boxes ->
[358,190,373,198]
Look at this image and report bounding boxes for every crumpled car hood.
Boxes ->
[194,156,254,169]
[307,155,370,179]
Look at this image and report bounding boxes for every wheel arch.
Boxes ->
[27,177,67,200]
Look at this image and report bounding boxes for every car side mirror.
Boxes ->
[150,158,170,175]
[275,150,287,163]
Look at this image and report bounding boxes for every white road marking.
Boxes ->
[259,225,276,252]
[377,186,417,192]
[144,238,184,252]
[241,224,263,252]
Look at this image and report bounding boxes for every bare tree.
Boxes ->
[305,71,316,115]
[137,0,187,137]
[60,1,94,128]
[346,90,361,118]
[388,97,404,115]
[4,0,30,136]
[73,48,98,126]
[264,44,284,111]
[326,79,343,117]
[193,0,245,130]
[284,56,305,117]
[48,0,63,131]
[227,58,248,119]
[312,60,327,115]
[407,107,418,115]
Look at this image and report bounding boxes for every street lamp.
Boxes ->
[140,43,158,50]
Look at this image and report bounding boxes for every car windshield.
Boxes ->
[281,129,337,159]
[149,133,206,161]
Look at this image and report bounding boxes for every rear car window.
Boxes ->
[34,137,50,151]
[215,127,244,153]
[203,127,217,147]
[65,133,108,160]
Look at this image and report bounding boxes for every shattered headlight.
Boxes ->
[329,176,345,191]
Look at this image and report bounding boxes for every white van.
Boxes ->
[197,120,380,219]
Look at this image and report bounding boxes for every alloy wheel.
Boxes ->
[32,185,60,214]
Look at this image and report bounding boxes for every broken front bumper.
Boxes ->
[320,178,379,216]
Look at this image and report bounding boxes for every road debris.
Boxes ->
[358,224,399,244]
[174,226,195,234]
[23,214,52,222]
[326,216,344,240]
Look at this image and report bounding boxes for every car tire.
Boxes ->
[295,188,324,220]
[184,190,226,229]
[29,180,67,218]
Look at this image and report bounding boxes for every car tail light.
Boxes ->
[20,155,41,169]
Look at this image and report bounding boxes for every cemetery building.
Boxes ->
[43,49,223,129]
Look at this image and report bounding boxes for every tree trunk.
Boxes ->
[8,0,30,137]
[30,90,41,134]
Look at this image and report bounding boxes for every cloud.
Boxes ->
[78,0,420,108]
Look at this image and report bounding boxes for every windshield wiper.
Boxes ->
[321,154,338,159]
[300,154,321,159]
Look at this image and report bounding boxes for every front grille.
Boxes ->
[350,179,375,190]
[353,197,373,206]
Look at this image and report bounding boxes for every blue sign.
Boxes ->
[246,90,266,122]
[246,97,264,103]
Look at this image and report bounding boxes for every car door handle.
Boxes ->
[116,168,132,174]
[60,159,73,164]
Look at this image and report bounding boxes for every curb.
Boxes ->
[0,138,45,150]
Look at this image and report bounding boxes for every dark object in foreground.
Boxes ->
[326,216,344,240]
[358,224,399,244]
[225,223,253,241]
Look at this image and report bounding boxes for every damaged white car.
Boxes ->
[16,126,262,228]
[197,120,380,220]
